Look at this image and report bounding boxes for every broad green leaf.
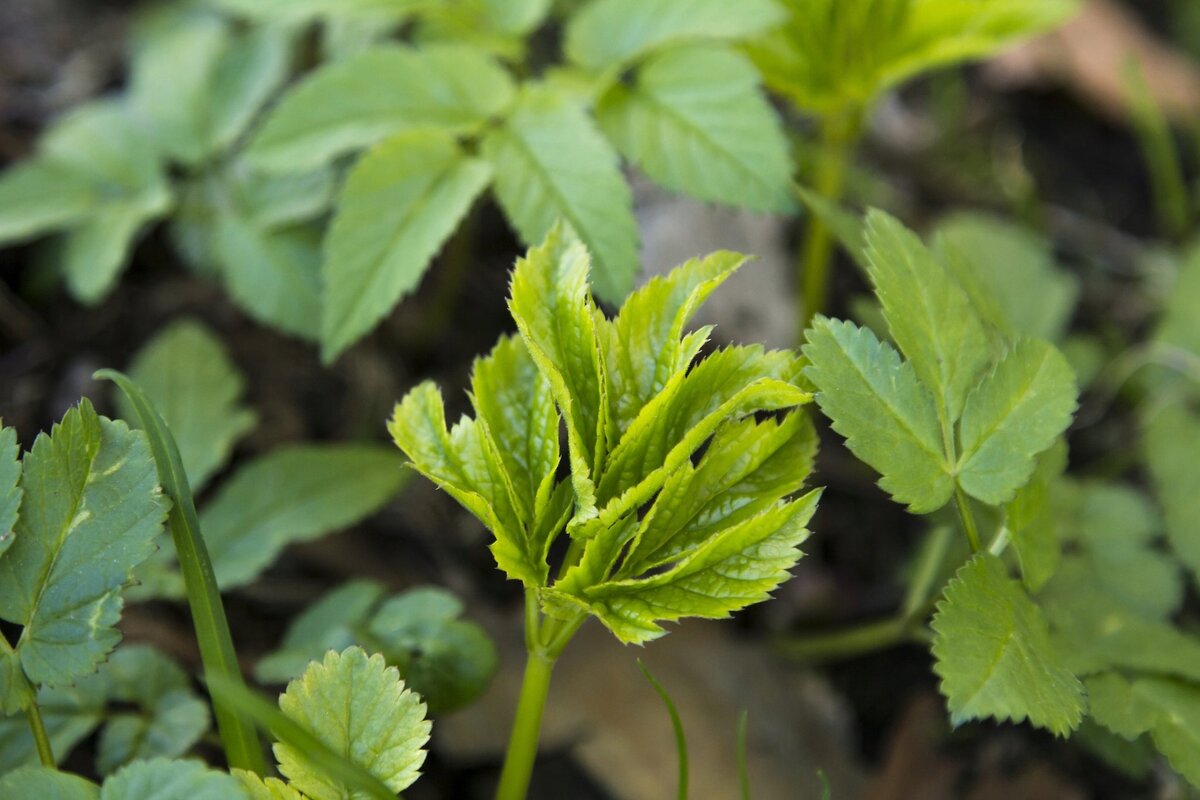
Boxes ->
[1127,679,1200,789]
[95,646,209,775]
[565,0,785,70]
[275,648,430,798]
[322,130,492,360]
[213,0,418,22]
[1145,404,1200,581]
[0,402,166,687]
[100,758,245,800]
[482,88,639,303]
[0,426,20,558]
[237,166,337,231]
[0,765,98,799]
[956,339,1077,505]
[600,250,744,440]
[0,675,107,770]
[61,204,161,304]
[803,317,953,513]
[216,219,322,341]
[0,161,99,245]
[1085,673,1156,741]
[256,581,386,684]
[204,27,294,154]
[120,320,256,493]
[1004,439,1065,592]
[931,553,1083,736]
[247,44,515,173]
[935,213,1078,343]
[568,490,818,644]
[864,210,990,421]
[596,46,794,213]
[508,227,607,524]
[478,0,552,35]
[199,445,407,591]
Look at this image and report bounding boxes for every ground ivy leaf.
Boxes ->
[276,648,430,798]
[200,445,406,591]
[931,553,1084,736]
[321,129,492,361]
[99,758,245,800]
[0,765,99,799]
[483,87,639,304]
[120,319,257,493]
[0,425,21,558]
[508,226,607,526]
[565,0,784,71]
[803,317,953,513]
[247,44,515,173]
[0,401,167,687]
[1145,404,1200,583]
[575,490,818,644]
[216,219,323,342]
[596,45,794,213]
[864,209,990,422]
[956,339,1077,505]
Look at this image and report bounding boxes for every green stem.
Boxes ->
[775,616,909,663]
[97,370,267,776]
[495,649,556,800]
[954,487,982,554]
[798,111,859,336]
[1,630,54,767]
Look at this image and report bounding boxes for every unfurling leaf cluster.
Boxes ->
[391,226,820,645]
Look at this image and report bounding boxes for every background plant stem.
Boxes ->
[0,633,53,766]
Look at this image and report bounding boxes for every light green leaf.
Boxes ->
[216,219,322,341]
[956,339,1077,505]
[565,0,785,70]
[213,0,418,22]
[803,317,953,513]
[61,204,161,304]
[931,553,1084,736]
[100,758,245,800]
[1004,438,1065,593]
[482,88,639,304]
[596,45,794,213]
[0,161,99,245]
[1145,404,1200,582]
[95,646,210,775]
[237,166,338,232]
[276,648,429,798]
[0,765,98,799]
[200,445,407,591]
[935,213,1078,343]
[864,210,990,421]
[247,44,515,173]
[478,0,552,35]
[204,27,293,155]
[600,250,744,440]
[1128,678,1200,789]
[0,402,167,687]
[321,130,492,360]
[1085,673,1156,741]
[508,226,607,525]
[235,772,304,800]
[569,490,818,644]
[1153,241,1200,361]
[0,425,21,558]
[120,320,256,493]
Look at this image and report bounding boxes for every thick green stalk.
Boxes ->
[798,111,860,336]
[96,370,267,776]
[1,633,53,766]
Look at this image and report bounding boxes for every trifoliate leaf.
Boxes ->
[0,402,167,687]
[99,758,245,800]
[935,213,1078,343]
[276,648,430,798]
[931,553,1084,736]
[1145,404,1200,583]
[216,219,323,341]
[803,317,953,513]
[199,445,407,591]
[956,339,1077,505]
[600,250,743,440]
[565,0,785,71]
[864,209,990,422]
[0,765,98,799]
[570,490,818,644]
[94,646,210,775]
[120,320,256,493]
[321,129,492,361]
[596,45,794,213]
[247,44,515,173]
[508,227,607,525]
[483,88,639,304]
[0,425,20,558]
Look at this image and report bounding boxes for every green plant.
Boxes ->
[0,0,796,362]
[743,0,1079,331]
[390,224,821,798]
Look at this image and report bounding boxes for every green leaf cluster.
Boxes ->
[391,226,820,645]
[747,0,1079,117]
